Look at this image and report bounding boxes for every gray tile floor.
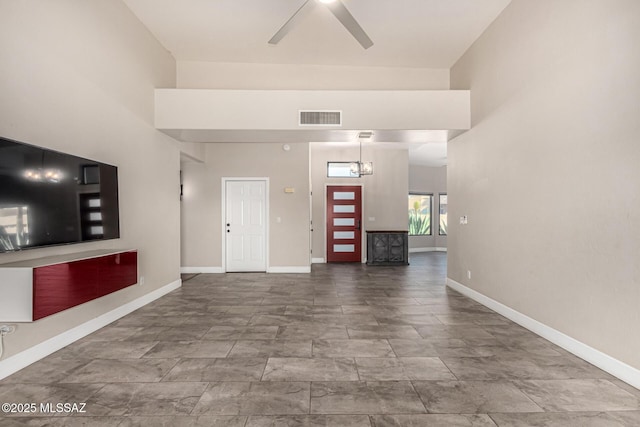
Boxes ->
[1,253,639,426]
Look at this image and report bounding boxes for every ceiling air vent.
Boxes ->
[299,110,342,126]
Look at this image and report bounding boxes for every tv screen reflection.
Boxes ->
[0,137,119,252]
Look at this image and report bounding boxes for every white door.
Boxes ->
[225,180,267,272]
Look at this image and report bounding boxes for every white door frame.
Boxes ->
[324,183,366,263]
[221,177,270,273]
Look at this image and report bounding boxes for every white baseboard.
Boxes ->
[447,278,640,390]
[311,258,326,264]
[267,266,311,274]
[181,266,312,274]
[0,279,182,381]
[409,247,447,253]
[181,266,224,274]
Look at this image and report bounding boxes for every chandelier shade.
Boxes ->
[350,132,373,177]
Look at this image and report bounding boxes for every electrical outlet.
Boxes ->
[139,276,145,285]
[467,270,471,280]
[0,324,16,360]
[0,325,16,335]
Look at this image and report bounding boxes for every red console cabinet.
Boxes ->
[33,258,100,320]
[0,250,137,322]
[97,252,138,297]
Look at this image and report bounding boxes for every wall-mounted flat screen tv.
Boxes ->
[0,136,120,253]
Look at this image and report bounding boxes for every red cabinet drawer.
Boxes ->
[99,251,137,295]
[33,259,100,320]
[31,250,138,321]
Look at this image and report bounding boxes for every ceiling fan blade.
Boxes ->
[269,0,315,45]
[325,0,373,49]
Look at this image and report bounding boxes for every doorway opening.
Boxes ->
[223,178,268,272]
[326,185,362,262]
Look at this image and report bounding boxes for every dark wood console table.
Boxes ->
[366,230,409,266]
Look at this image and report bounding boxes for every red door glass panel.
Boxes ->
[327,185,362,262]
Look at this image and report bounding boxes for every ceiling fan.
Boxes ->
[269,0,373,49]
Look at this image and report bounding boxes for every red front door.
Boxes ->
[326,185,362,262]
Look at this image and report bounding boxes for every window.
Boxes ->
[439,193,448,236]
[408,193,432,236]
[327,162,359,178]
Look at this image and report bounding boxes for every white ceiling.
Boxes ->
[123,0,512,166]
[123,0,511,68]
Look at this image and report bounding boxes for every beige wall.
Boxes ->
[178,61,450,90]
[181,143,310,270]
[179,142,206,162]
[449,0,640,369]
[310,144,409,262]
[409,165,447,250]
[0,0,178,358]
[155,89,471,133]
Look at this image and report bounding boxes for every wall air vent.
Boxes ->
[299,110,342,126]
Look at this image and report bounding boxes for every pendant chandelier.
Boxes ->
[350,132,373,176]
